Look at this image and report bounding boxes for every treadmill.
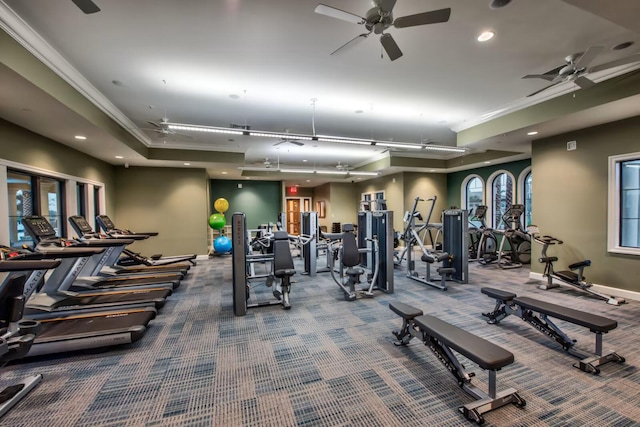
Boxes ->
[68,215,189,277]
[0,253,156,358]
[96,214,197,267]
[20,217,172,310]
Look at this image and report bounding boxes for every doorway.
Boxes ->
[286,197,311,235]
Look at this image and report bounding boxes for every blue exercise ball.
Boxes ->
[213,235,232,253]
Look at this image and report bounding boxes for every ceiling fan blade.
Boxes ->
[314,4,365,25]
[574,46,604,69]
[330,32,370,55]
[71,0,101,14]
[526,82,560,97]
[573,76,596,89]
[380,33,403,61]
[377,0,397,14]
[290,141,305,147]
[589,53,640,73]
[394,8,451,28]
[522,74,557,82]
[146,121,164,129]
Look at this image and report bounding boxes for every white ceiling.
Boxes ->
[1,0,639,184]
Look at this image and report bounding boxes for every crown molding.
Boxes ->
[0,2,151,146]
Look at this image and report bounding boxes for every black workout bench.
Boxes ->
[390,302,525,425]
[481,287,625,374]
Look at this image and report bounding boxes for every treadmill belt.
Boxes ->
[56,288,170,307]
[36,310,156,340]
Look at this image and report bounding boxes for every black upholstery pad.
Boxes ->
[514,297,617,332]
[389,302,423,319]
[414,314,514,370]
[481,287,516,301]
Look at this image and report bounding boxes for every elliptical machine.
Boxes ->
[529,228,625,305]
[496,204,531,269]
[473,206,499,265]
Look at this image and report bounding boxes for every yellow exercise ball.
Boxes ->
[214,198,229,214]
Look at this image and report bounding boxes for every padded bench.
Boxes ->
[390,302,525,424]
[481,287,624,374]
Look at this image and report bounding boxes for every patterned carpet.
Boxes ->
[2,254,640,427]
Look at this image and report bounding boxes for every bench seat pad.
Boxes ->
[414,314,514,370]
[389,302,423,319]
[481,287,517,301]
[514,297,617,332]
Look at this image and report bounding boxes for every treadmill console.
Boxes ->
[96,215,115,232]
[69,215,94,235]
[22,216,58,242]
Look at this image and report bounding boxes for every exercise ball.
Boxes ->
[213,235,232,253]
[208,213,226,230]
[214,198,229,214]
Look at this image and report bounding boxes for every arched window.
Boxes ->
[523,171,533,227]
[465,176,484,212]
[490,171,515,229]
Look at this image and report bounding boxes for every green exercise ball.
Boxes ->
[208,213,226,230]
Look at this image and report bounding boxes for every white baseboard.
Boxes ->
[196,254,210,261]
[528,272,640,302]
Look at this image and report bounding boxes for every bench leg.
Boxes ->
[392,318,415,346]
[482,300,510,324]
[573,332,625,374]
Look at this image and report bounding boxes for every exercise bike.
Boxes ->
[529,227,625,305]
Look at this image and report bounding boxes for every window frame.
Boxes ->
[608,152,640,255]
[518,166,533,228]
[461,174,484,212]
[486,170,516,230]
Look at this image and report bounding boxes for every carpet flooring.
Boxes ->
[2,255,640,427]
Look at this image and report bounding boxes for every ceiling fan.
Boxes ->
[523,46,640,97]
[142,118,192,138]
[71,0,100,14]
[314,1,451,61]
[274,137,304,147]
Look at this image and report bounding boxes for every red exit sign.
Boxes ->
[289,186,298,194]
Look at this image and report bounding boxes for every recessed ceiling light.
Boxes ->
[477,31,495,42]
[184,163,191,166]
[484,161,491,164]
[115,156,123,159]
[295,184,300,187]
[306,180,310,183]
[229,94,240,99]
[74,135,87,140]
[221,171,228,175]
[527,131,538,136]
[303,159,308,162]
[354,110,364,114]
[246,177,250,180]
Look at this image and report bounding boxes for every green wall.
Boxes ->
[210,180,281,229]
[114,166,209,256]
[447,159,531,208]
[0,118,116,212]
[532,115,640,292]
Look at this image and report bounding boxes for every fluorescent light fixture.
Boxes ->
[74,135,87,140]
[527,131,538,136]
[422,145,466,153]
[477,31,495,42]
[280,169,315,174]
[377,142,423,150]
[316,170,347,175]
[348,171,379,176]
[166,122,467,153]
[184,163,191,166]
[221,171,228,174]
[168,124,243,135]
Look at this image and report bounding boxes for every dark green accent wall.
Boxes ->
[210,180,281,229]
[447,159,531,207]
